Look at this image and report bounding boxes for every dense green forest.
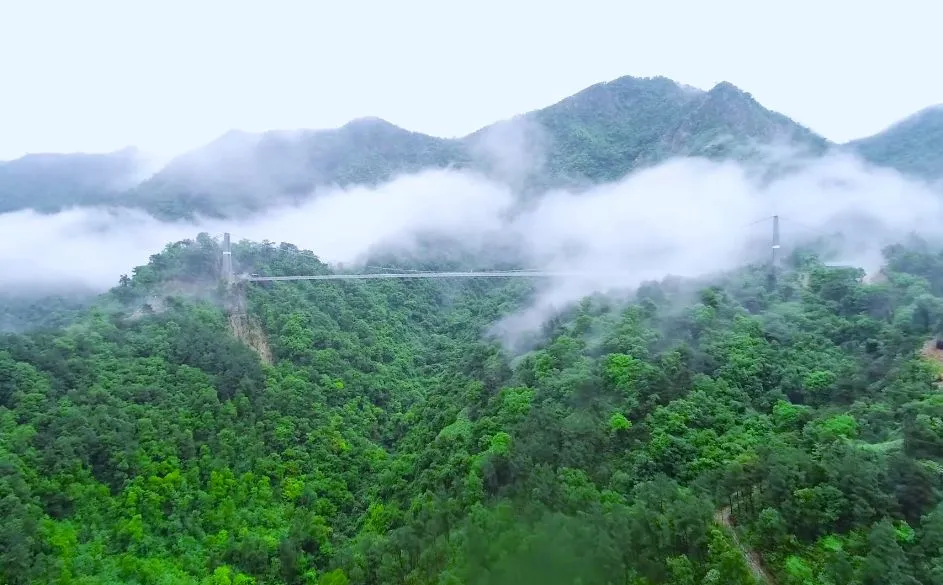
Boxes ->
[5,232,943,584]
[0,292,96,333]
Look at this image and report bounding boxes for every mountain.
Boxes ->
[10,71,943,585]
[501,75,702,184]
[847,105,943,180]
[127,76,830,219]
[131,119,466,219]
[0,147,147,214]
[645,81,829,161]
[5,231,943,583]
[517,77,829,184]
[15,74,940,221]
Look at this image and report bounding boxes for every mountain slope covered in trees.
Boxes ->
[0,75,847,220]
[0,147,146,214]
[129,120,467,219]
[848,106,943,181]
[131,77,830,219]
[4,75,942,220]
[6,233,943,584]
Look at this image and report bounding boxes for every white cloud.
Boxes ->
[2,153,941,341]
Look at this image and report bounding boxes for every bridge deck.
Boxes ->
[243,270,593,282]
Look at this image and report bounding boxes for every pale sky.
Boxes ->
[1,0,940,161]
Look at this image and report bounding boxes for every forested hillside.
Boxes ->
[5,232,943,584]
[0,147,145,214]
[0,75,834,220]
[129,121,467,219]
[848,106,943,181]
[0,292,95,333]
[129,77,829,219]
[6,75,942,221]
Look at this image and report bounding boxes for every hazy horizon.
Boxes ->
[3,143,941,343]
[2,0,941,160]
[3,80,941,165]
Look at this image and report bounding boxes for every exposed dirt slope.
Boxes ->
[227,292,273,365]
[714,506,775,584]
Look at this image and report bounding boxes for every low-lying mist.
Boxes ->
[2,150,942,340]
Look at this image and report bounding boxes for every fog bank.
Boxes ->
[2,152,941,339]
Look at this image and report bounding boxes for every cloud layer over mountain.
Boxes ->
[3,152,941,316]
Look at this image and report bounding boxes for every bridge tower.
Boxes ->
[767,215,781,286]
[222,232,234,286]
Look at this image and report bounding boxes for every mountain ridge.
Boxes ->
[846,104,943,180]
[131,75,830,218]
[0,146,149,214]
[1,76,940,219]
[6,220,943,583]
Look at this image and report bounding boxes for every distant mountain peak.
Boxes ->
[340,116,413,139]
[640,78,828,164]
[13,146,140,163]
[7,72,941,220]
[0,146,149,214]
[886,104,943,129]
[709,80,742,92]
[705,81,758,104]
[123,73,834,217]
[215,128,254,142]
[343,116,397,129]
[848,104,943,179]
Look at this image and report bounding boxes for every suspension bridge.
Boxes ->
[243,270,597,282]
[221,215,793,286]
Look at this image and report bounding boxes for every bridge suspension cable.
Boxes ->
[242,270,598,282]
[222,215,787,285]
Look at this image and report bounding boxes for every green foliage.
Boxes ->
[609,412,632,433]
[4,236,943,584]
[848,106,943,180]
[0,292,95,332]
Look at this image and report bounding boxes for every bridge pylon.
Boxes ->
[222,232,234,287]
